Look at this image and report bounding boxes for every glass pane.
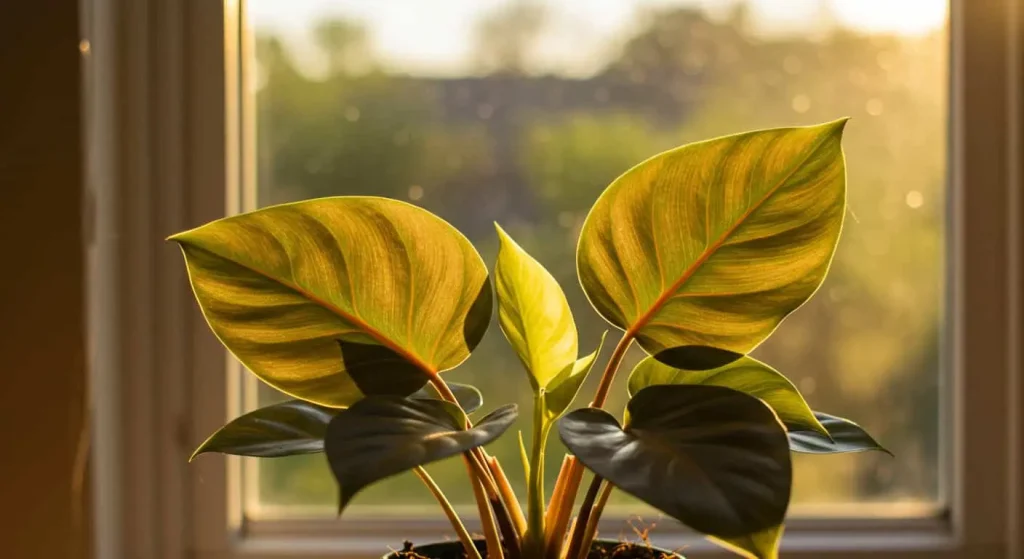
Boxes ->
[243,0,947,519]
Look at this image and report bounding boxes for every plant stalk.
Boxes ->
[470,452,523,558]
[546,333,634,558]
[544,457,584,559]
[413,466,482,559]
[430,375,524,544]
[563,475,604,559]
[468,458,505,559]
[526,393,549,556]
[488,456,528,535]
[575,482,613,559]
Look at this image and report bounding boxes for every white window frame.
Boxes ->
[84,0,1024,557]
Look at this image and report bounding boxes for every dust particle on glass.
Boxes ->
[905,190,923,209]
[783,55,802,75]
[477,104,494,120]
[344,106,360,122]
[799,377,817,397]
[791,94,811,114]
[408,185,424,201]
[866,98,884,116]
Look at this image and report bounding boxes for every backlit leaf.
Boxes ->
[544,332,606,419]
[708,525,784,559]
[325,397,517,513]
[558,385,792,539]
[627,354,827,437]
[577,121,847,358]
[789,412,891,455]
[494,223,577,390]
[170,197,492,407]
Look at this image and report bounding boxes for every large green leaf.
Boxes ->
[627,354,827,437]
[708,525,784,559]
[191,399,338,459]
[190,383,485,460]
[325,397,517,513]
[576,121,847,358]
[170,197,492,407]
[558,385,792,539]
[494,223,577,391]
[788,412,891,455]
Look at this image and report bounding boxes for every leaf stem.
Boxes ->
[546,333,633,557]
[487,455,528,536]
[413,466,482,559]
[468,459,505,559]
[430,376,524,542]
[573,479,613,559]
[590,333,634,408]
[526,393,549,555]
[564,475,604,559]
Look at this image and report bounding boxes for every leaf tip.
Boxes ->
[826,117,850,136]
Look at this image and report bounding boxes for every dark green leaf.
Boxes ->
[628,355,827,437]
[325,397,518,513]
[411,382,485,414]
[789,412,891,455]
[652,345,744,371]
[558,384,792,539]
[191,400,337,459]
[337,339,428,397]
[708,525,784,559]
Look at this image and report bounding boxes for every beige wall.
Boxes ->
[0,1,90,558]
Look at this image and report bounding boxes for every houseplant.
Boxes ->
[174,119,889,559]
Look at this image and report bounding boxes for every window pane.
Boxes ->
[244,0,946,518]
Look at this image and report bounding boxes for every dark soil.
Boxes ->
[389,540,680,559]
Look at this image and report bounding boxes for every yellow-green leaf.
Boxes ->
[544,332,606,419]
[627,354,828,438]
[170,197,492,407]
[577,120,847,357]
[494,223,577,390]
[708,525,784,559]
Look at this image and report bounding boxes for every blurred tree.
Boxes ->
[472,1,547,75]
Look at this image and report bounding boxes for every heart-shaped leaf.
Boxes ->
[191,399,339,459]
[170,197,492,407]
[627,354,827,437]
[494,223,577,391]
[558,384,792,539]
[577,120,847,358]
[325,396,518,513]
[708,525,784,559]
[544,332,607,419]
[190,382,486,460]
[788,412,891,455]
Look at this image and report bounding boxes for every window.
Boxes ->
[84,0,1023,558]
[246,0,946,518]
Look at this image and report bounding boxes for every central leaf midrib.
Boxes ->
[194,243,438,376]
[626,130,836,337]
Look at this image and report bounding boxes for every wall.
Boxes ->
[0,1,90,558]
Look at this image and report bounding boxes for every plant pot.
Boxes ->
[383,539,684,558]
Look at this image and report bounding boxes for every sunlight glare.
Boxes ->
[830,0,947,36]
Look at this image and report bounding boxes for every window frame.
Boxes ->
[84,0,1024,557]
